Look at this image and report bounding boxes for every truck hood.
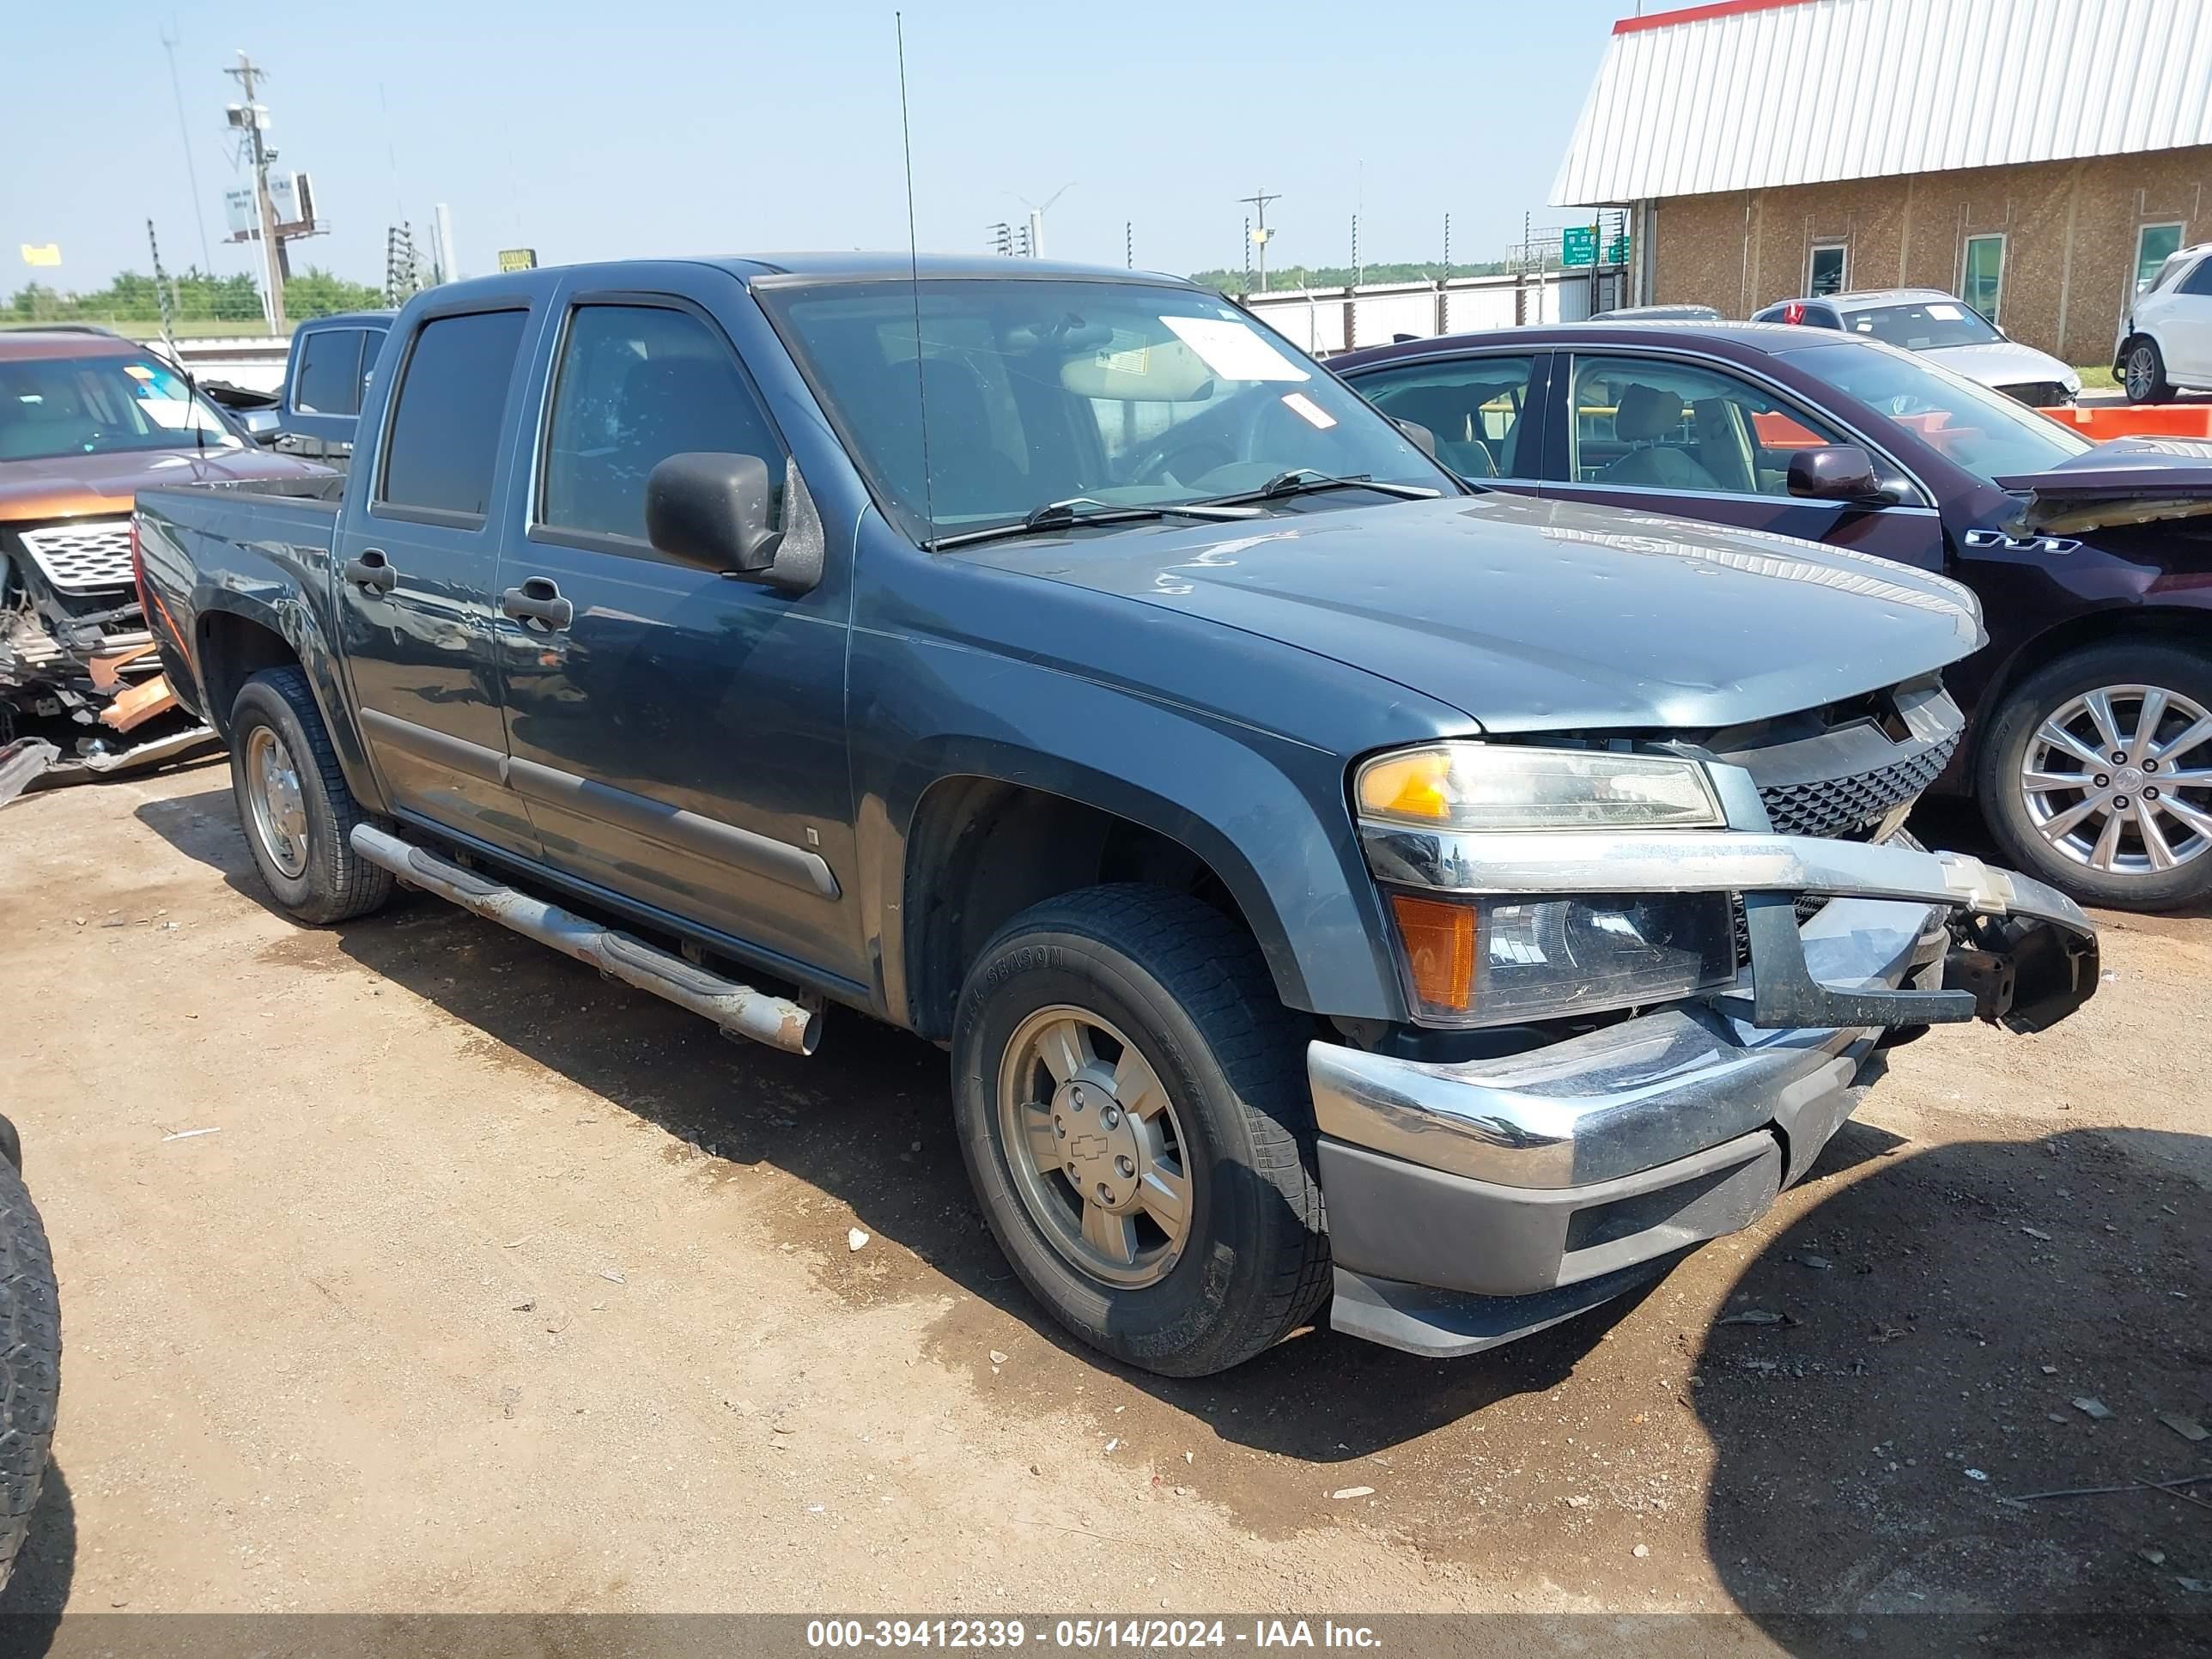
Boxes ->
[0,446,332,525]
[1998,434,2212,535]
[1921,339,2080,394]
[958,493,1984,733]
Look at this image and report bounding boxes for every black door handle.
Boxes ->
[344,549,398,592]
[501,576,574,631]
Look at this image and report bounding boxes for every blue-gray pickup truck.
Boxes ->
[132,255,2100,1376]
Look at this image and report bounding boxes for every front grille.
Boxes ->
[1757,729,1959,841]
[1997,381,2070,409]
[17,520,135,594]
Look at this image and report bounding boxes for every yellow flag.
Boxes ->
[20,244,61,268]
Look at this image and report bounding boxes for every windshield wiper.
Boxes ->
[926,495,1261,551]
[1198,470,1444,507]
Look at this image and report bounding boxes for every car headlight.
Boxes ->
[1356,743,1724,832]
[1388,890,1737,1026]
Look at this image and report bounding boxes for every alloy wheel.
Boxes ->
[995,1005,1194,1289]
[2019,683,2212,877]
[245,725,311,879]
[2126,344,2158,401]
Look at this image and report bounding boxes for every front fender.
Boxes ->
[852,634,1405,1030]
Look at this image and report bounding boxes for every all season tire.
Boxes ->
[1978,640,2212,911]
[0,1126,59,1597]
[951,885,1329,1376]
[228,666,392,925]
[2122,337,2174,404]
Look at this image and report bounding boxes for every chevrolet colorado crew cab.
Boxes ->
[134,256,2100,1376]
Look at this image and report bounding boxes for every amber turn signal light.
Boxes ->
[1389,892,1477,1014]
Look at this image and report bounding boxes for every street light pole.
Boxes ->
[1237,190,1280,294]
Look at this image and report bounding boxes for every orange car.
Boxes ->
[0,327,331,788]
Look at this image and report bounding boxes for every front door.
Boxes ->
[334,301,544,860]
[1541,350,1946,571]
[489,271,863,988]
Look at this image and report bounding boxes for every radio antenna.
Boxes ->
[896,12,938,548]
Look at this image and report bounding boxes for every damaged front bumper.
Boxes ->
[1318,822,2100,1359]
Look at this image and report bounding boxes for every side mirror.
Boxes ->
[645,452,824,594]
[1787,444,1882,503]
[1393,417,1438,459]
[240,407,281,444]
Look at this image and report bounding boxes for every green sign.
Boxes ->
[1605,234,1631,264]
[1560,226,1596,268]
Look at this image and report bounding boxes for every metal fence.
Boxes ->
[1240,263,1630,356]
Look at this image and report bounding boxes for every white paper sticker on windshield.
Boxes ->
[1280,391,1337,428]
[1925,302,1965,319]
[1161,316,1309,383]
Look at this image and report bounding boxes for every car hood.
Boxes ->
[1999,434,2212,535]
[957,493,1985,733]
[0,445,332,524]
[1920,339,2080,392]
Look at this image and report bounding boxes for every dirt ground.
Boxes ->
[0,761,2204,1647]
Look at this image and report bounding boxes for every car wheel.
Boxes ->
[228,666,393,925]
[1978,641,2212,910]
[0,1130,59,1596]
[951,884,1329,1376]
[2123,337,2173,404]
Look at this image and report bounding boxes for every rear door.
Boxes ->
[488,266,862,986]
[2160,255,2212,381]
[1338,349,1551,492]
[333,297,544,859]
[1540,349,1946,571]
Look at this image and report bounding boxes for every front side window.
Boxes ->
[1565,353,1848,496]
[0,352,237,464]
[1838,300,2003,349]
[1961,235,2005,324]
[540,304,781,544]
[379,309,529,520]
[1349,356,1543,479]
[758,277,1444,545]
[293,329,362,416]
[1779,339,2091,483]
[1808,244,1848,296]
[2136,223,2185,291]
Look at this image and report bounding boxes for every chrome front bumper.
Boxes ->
[1317,819,2100,1358]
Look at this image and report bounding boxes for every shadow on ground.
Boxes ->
[133,781,2211,1640]
[0,1459,77,1655]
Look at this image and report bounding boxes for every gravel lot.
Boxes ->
[0,761,2204,1648]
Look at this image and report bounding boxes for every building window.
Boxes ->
[2136,222,2185,292]
[1808,243,1847,296]
[1961,234,2005,324]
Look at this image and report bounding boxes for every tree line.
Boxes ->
[1190,259,1516,295]
[5,268,387,327]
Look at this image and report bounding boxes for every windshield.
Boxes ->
[759,278,1448,544]
[0,350,239,463]
[1838,300,2003,349]
[1784,341,2091,482]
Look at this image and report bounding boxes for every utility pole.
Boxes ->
[1237,190,1280,294]
[1125,221,1133,270]
[223,50,285,333]
[1351,212,1361,289]
[1442,212,1451,283]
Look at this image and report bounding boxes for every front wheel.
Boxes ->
[2123,337,2173,404]
[951,886,1329,1376]
[1978,641,2212,910]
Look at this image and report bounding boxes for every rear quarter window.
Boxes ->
[377,309,530,520]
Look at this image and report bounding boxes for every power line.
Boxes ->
[158,23,215,275]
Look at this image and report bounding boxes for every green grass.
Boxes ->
[2075,364,2118,390]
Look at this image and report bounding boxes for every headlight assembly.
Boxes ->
[1356,743,1723,832]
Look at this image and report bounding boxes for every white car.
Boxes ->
[2115,241,2212,404]
[1751,289,2081,407]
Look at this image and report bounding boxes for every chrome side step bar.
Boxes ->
[349,823,822,1055]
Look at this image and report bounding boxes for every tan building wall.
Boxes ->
[1650,147,2212,364]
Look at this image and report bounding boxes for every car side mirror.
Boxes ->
[1393,417,1438,459]
[1787,444,1883,503]
[645,451,824,594]
[240,408,281,444]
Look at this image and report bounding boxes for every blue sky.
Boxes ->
[3,0,1632,292]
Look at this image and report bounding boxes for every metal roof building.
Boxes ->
[1550,0,2212,360]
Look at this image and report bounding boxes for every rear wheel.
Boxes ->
[0,1126,59,1596]
[951,885,1329,1376]
[2123,337,2173,404]
[228,666,392,925]
[1978,641,2212,910]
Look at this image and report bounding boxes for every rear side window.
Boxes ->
[379,309,529,520]
[293,329,362,416]
[539,304,781,544]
